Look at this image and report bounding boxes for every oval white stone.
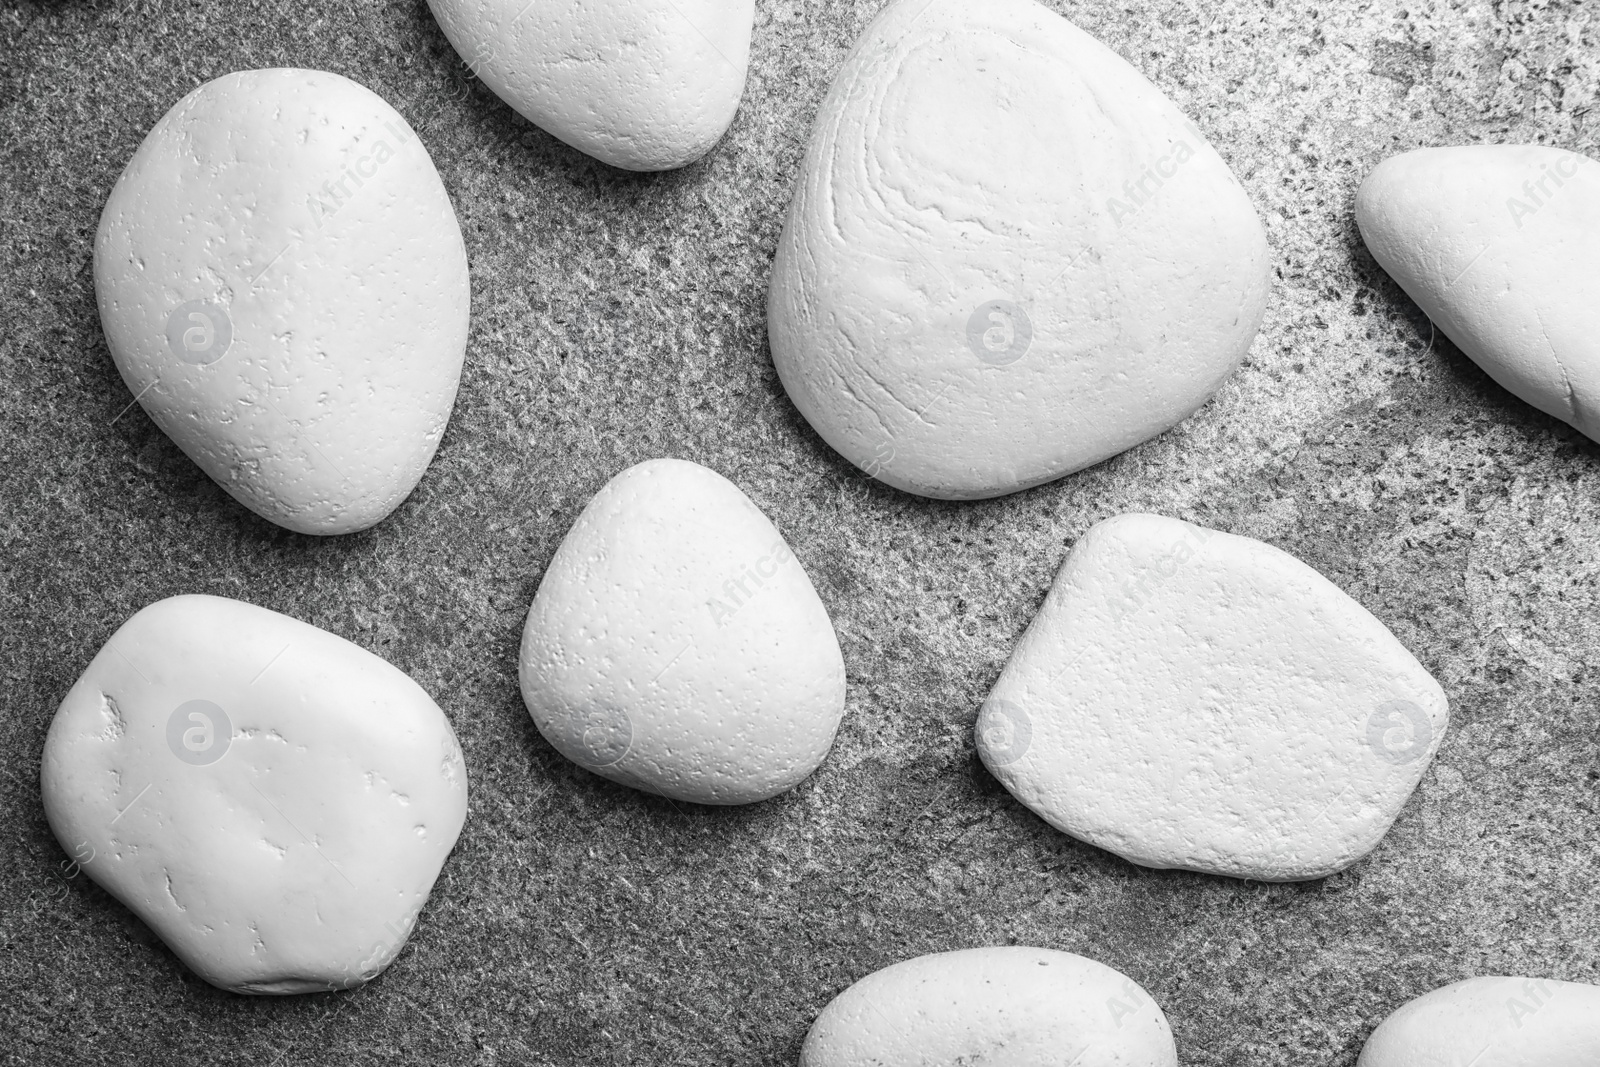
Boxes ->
[40,595,469,994]
[1357,145,1600,442]
[768,0,1270,499]
[802,946,1178,1067]
[978,514,1448,881]
[426,0,754,171]
[1359,976,1600,1067]
[94,68,470,535]
[519,459,846,804]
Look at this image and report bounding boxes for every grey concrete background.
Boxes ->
[2,0,1597,1063]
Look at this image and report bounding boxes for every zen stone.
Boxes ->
[768,0,1269,499]
[978,514,1448,881]
[1358,145,1600,441]
[40,595,469,994]
[426,0,754,171]
[1359,976,1600,1067]
[519,459,846,804]
[95,69,470,536]
[802,947,1177,1067]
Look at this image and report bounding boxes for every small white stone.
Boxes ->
[1359,976,1600,1067]
[1358,145,1600,440]
[519,459,846,804]
[768,0,1270,499]
[426,0,754,171]
[978,514,1448,881]
[40,595,468,994]
[801,946,1177,1066]
[95,69,470,535]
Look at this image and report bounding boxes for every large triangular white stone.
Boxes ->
[978,514,1448,881]
[768,0,1270,499]
[1358,145,1600,440]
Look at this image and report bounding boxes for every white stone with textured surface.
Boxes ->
[40,595,468,994]
[978,513,1448,881]
[1358,145,1600,441]
[1359,976,1600,1067]
[768,0,1270,499]
[426,0,754,171]
[801,946,1178,1067]
[95,68,470,535]
[519,458,845,804]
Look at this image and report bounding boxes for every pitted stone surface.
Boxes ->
[94,68,470,535]
[979,514,1449,881]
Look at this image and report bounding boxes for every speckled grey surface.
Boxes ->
[2,0,1597,1064]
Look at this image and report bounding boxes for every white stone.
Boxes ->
[40,595,469,994]
[978,514,1448,881]
[1359,976,1600,1067]
[801,946,1178,1067]
[519,459,845,804]
[1358,145,1600,441]
[426,0,754,171]
[95,69,470,536]
[767,0,1270,500]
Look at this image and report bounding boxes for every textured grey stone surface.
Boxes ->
[1,0,1596,1064]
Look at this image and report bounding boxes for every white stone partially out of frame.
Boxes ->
[801,946,1178,1066]
[425,0,754,171]
[1358,976,1600,1067]
[978,514,1448,881]
[39,595,469,994]
[1357,145,1600,441]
